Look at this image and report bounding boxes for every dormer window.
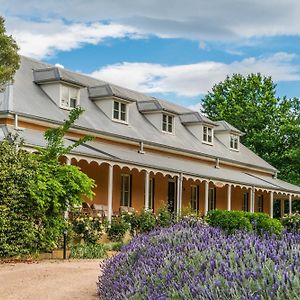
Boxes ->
[162,114,174,133]
[61,85,79,109]
[203,126,213,144]
[230,134,239,150]
[113,100,127,123]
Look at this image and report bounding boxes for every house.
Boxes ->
[0,56,299,220]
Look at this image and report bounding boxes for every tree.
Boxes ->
[202,73,300,186]
[0,17,20,89]
[0,108,95,256]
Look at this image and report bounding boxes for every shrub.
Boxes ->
[103,242,124,252]
[282,212,300,232]
[244,212,283,235]
[70,243,106,259]
[206,210,283,234]
[121,212,139,236]
[156,206,173,228]
[72,215,104,244]
[138,210,156,233]
[205,210,252,233]
[106,217,129,242]
[98,220,300,299]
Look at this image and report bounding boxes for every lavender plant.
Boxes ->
[97,219,300,300]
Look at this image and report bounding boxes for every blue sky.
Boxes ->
[1,0,300,109]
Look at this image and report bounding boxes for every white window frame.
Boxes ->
[190,185,199,212]
[230,134,239,151]
[162,114,174,134]
[242,192,249,212]
[112,100,128,124]
[60,84,80,109]
[120,174,131,207]
[202,126,213,145]
[257,195,264,213]
[208,187,216,211]
[148,178,154,210]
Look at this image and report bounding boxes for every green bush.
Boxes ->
[107,217,129,242]
[121,212,139,236]
[104,242,124,252]
[70,243,107,259]
[138,210,157,233]
[156,206,173,228]
[244,212,283,235]
[206,210,251,234]
[72,214,104,244]
[281,212,300,232]
[206,210,283,235]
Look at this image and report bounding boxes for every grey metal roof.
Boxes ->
[1,125,299,194]
[1,56,278,173]
[215,120,244,135]
[179,112,218,126]
[33,67,86,87]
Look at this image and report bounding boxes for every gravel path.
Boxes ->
[0,260,101,300]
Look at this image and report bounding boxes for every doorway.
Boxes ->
[168,179,176,214]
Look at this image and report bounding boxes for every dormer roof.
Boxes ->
[179,112,218,126]
[215,120,244,135]
[33,67,86,87]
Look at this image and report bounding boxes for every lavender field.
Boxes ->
[98,219,300,300]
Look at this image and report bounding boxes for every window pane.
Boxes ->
[113,110,119,119]
[114,101,119,110]
[168,123,172,132]
[121,175,131,207]
[70,98,76,108]
[61,86,69,106]
[121,103,126,113]
[70,87,78,100]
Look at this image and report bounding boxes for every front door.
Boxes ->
[168,180,176,214]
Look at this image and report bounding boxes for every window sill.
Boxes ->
[112,118,129,125]
[202,141,213,146]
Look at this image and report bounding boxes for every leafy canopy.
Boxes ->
[0,108,95,256]
[0,16,20,89]
[202,73,300,186]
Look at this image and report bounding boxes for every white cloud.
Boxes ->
[6,18,140,59]
[187,102,204,112]
[90,52,300,97]
[3,0,300,41]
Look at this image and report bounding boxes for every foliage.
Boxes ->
[0,140,39,257]
[121,212,139,236]
[156,206,173,228]
[282,212,300,233]
[202,73,300,186]
[103,242,124,252]
[244,212,283,235]
[0,17,20,90]
[106,217,129,242]
[138,210,157,233]
[205,210,252,233]
[72,215,104,244]
[181,204,198,218]
[206,210,283,235]
[36,106,93,161]
[70,243,107,259]
[0,108,95,256]
[98,220,300,299]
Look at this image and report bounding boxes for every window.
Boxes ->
[121,174,131,207]
[147,178,155,210]
[61,85,79,109]
[257,195,264,213]
[113,101,127,122]
[191,185,199,212]
[203,126,213,144]
[162,114,174,133]
[230,135,239,150]
[208,187,216,211]
[242,192,249,211]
